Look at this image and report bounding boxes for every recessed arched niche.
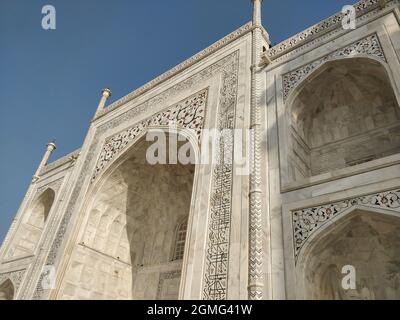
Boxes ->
[60,134,195,300]
[0,279,14,300]
[300,209,400,300]
[6,188,55,259]
[286,57,400,183]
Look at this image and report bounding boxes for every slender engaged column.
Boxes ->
[248,0,264,300]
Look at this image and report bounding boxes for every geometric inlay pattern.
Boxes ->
[292,189,400,263]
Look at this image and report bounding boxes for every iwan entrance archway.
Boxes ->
[57,134,196,300]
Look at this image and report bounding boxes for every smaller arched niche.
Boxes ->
[6,188,55,259]
[287,58,400,182]
[302,209,400,300]
[0,279,14,300]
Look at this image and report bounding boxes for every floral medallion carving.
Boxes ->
[91,89,208,182]
[283,33,386,101]
[292,189,400,263]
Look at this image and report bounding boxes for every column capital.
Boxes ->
[102,88,112,98]
[46,142,57,151]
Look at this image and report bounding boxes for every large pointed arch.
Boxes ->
[58,129,199,300]
[285,56,400,183]
[0,279,15,300]
[296,206,400,300]
[6,188,55,259]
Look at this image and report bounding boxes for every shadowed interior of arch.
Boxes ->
[0,279,14,300]
[287,57,400,182]
[302,209,400,300]
[60,135,195,300]
[6,188,55,259]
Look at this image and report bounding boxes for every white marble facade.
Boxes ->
[1,0,400,300]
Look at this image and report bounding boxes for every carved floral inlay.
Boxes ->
[91,89,208,182]
[292,189,400,263]
[283,34,386,101]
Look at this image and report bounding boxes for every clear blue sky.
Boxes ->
[0,0,351,244]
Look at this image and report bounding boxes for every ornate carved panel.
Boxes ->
[282,33,386,101]
[292,189,400,263]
